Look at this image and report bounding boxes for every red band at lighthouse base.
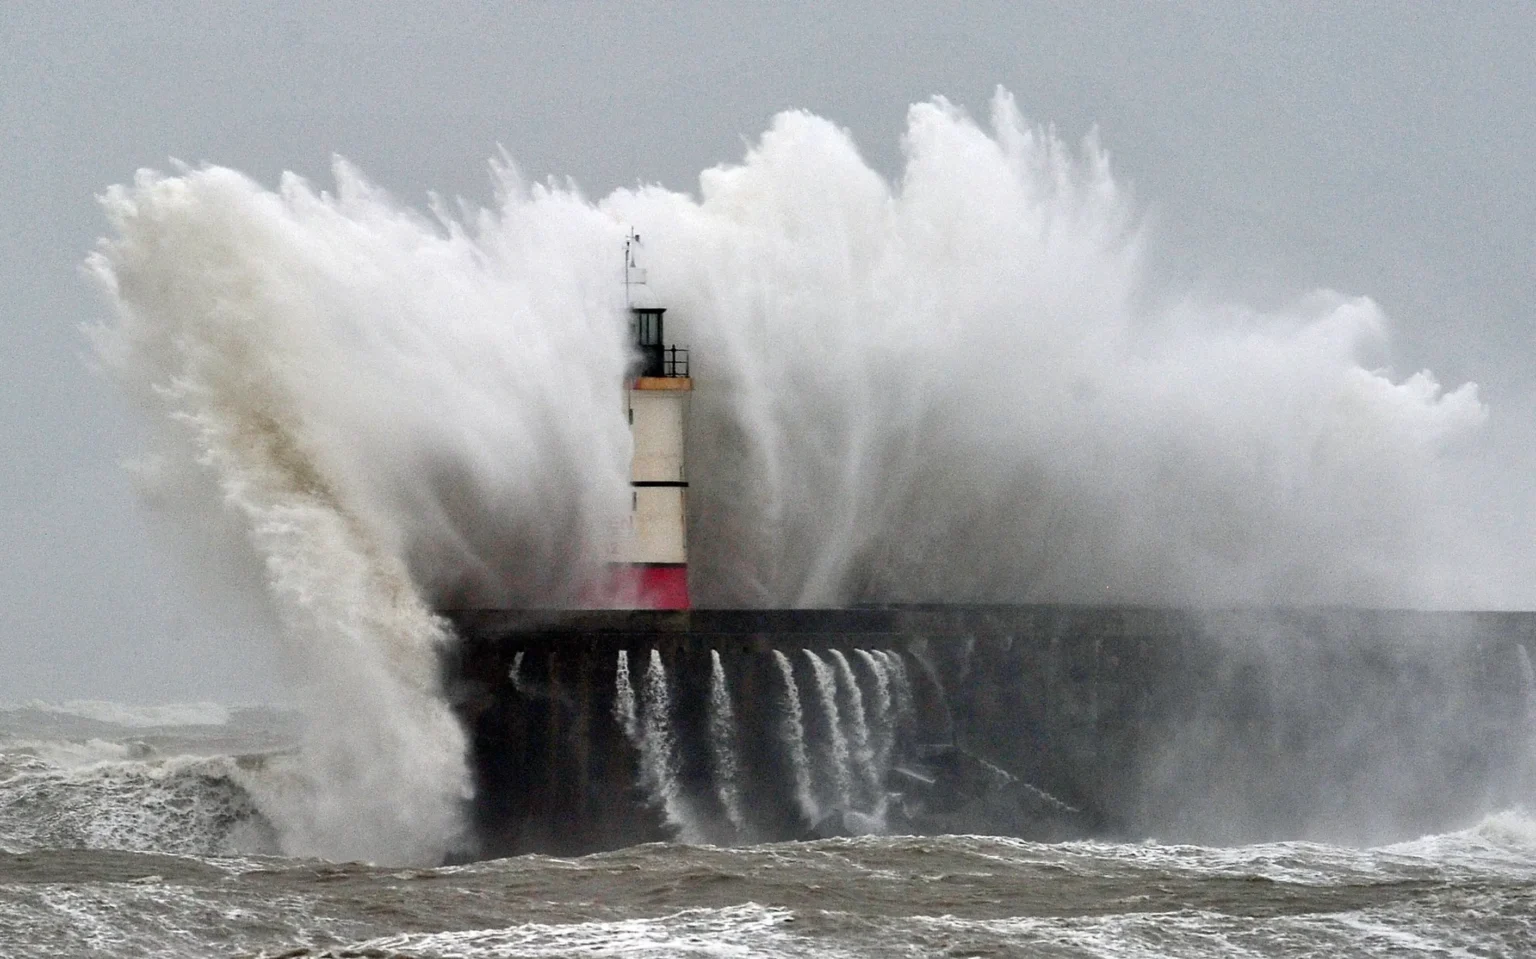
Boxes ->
[584,563,690,610]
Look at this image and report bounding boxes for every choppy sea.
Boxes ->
[2,701,1533,958]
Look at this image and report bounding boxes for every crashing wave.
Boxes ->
[0,749,278,857]
[87,89,1499,863]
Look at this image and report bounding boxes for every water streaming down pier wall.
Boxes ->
[442,606,1536,858]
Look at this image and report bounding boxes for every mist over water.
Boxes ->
[88,89,1505,861]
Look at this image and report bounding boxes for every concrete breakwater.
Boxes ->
[442,607,1536,858]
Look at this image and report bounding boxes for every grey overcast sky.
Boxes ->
[2,1,1532,703]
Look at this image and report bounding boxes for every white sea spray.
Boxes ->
[87,89,1493,863]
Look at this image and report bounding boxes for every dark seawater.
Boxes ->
[3,703,1534,958]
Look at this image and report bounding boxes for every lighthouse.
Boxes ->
[606,232,690,609]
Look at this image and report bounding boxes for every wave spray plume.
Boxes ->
[88,163,632,863]
[89,88,1490,861]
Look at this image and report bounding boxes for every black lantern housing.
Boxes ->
[630,307,687,378]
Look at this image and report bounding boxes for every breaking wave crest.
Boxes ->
[87,89,1494,862]
[0,747,276,857]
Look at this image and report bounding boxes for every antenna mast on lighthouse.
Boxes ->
[624,227,646,308]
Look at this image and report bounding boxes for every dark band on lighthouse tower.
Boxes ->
[609,231,690,609]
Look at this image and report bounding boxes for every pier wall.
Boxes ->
[442,607,1536,858]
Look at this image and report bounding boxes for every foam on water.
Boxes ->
[1383,809,1536,877]
[326,905,832,959]
[3,822,1535,957]
[0,750,276,857]
[873,905,1531,959]
[0,705,302,858]
[0,874,377,959]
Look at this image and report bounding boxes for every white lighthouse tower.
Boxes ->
[604,231,690,609]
